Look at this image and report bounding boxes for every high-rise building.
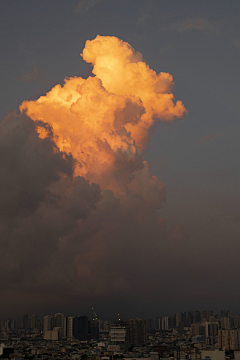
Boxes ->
[104,321,111,331]
[168,317,176,329]
[127,319,146,346]
[181,312,187,326]
[176,313,181,327]
[202,310,208,322]
[73,316,88,340]
[218,329,240,350]
[221,316,230,330]
[234,314,239,328]
[54,313,64,328]
[200,322,208,336]
[31,315,37,329]
[110,323,127,342]
[54,313,64,338]
[23,314,28,331]
[192,311,201,323]
[191,323,200,336]
[64,317,74,338]
[44,316,53,333]
[221,310,226,318]
[208,310,214,319]
[36,320,42,332]
[161,317,168,330]
[179,322,184,335]
[5,319,11,332]
[187,311,192,325]
[89,319,99,340]
[209,316,217,323]
[208,322,219,337]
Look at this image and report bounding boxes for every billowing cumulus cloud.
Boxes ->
[0,36,188,316]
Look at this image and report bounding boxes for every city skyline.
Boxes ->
[2,308,240,328]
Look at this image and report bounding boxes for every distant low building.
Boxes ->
[0,344,14,356]
[110,323,127,342]
[44,330,59,340]
[201,350,225,360]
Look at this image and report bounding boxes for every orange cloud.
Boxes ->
[20,35,187,199]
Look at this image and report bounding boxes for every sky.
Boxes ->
[0,0,240,321]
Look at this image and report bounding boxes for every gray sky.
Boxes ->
[0,0,240,320]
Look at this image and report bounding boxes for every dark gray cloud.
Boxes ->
[76,0,107,12]
[0,109,169,317]
[18,64,53,86]
[1,112,240,319]
[0,112,102,311]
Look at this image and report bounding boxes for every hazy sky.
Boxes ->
[0,0,240,321]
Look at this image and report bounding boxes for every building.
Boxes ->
[64,317,74,338]
[44,330,59,341]
[208,310,214,319]
[221,316,230,330]
[104,321,111,331]
[161,317,168,330]
[181,312,187,326]
[218,329,240,350]
[0,345,14,356]
[179,322,184,335]
[201,350,224,360]
[208,322,219,337]
[169,316,176,329]
[23,314,28,331]
[36,320,42,332]
[54,313,64,328]
[31,315,37,329]
[234,314,239,328]
[89,319,99,340]
[192,311,201,324]
[110,323,127,342]
[44,315,53,333]
[191,323,200,336]
[73,316,88,340]
[127,319,146,346]
[176,313,181,327]
[200,322,208,337]
[54,313,64,338]
[234,351,240,360]
[202,310,208,322]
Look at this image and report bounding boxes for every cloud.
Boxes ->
[173,18,219,35]
[0,35,188,316]
[19,63,53,86]
[198,132,221,144]
[0,112,101,301]
[76,0,106,12]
